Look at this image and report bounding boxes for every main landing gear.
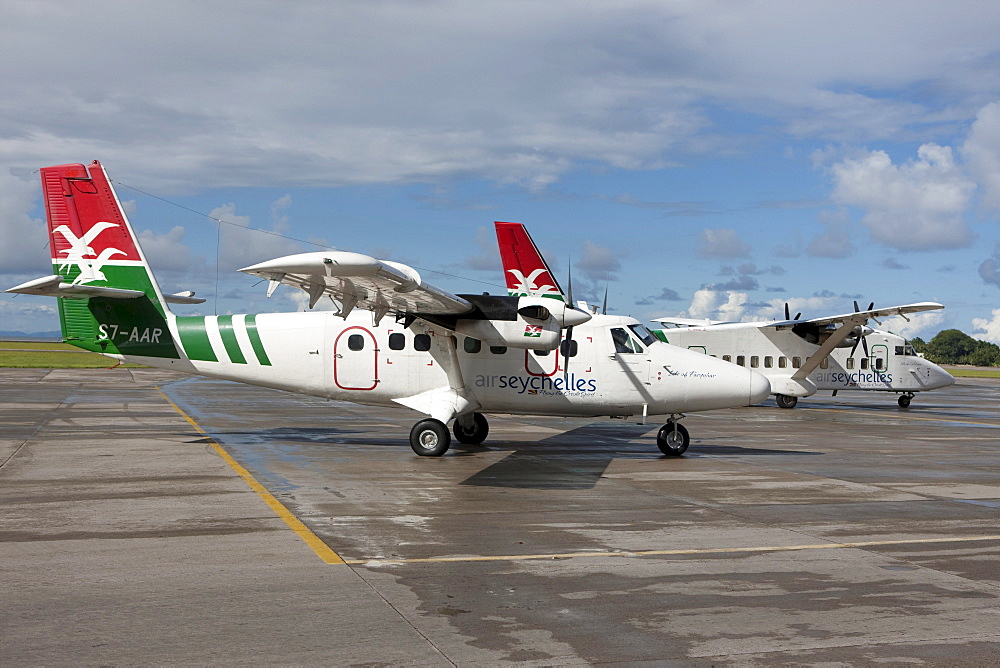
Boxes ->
[409,412,490,456]
[775,394,798,409]
[898,393,914,408]
[656,418,689,457]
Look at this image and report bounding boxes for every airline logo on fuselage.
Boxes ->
[475,373,597,396]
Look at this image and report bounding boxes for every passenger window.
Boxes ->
[875,358,884,370]
[560,339,578,358]
[464,337,481,354]
[750,356,759,368]
[764,356,773,368]
[723,355,731,362]
[490,345,507,355]
[792,357,801,368]
[846,358,854,370]
[348,334,364,351]
[388,333,405,350]
[736,355,745,366]
[778,357,787,368]
[861,358,869,370]
[414,334,431,352]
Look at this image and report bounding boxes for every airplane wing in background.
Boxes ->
[764,302,944,331]
[239,250,473,323]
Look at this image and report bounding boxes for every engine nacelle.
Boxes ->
[453,296,590,350]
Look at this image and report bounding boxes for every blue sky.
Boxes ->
[3,1,1000,341]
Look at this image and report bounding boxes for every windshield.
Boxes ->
[628,323,657,346]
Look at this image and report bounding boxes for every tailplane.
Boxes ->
[7,161,179,358]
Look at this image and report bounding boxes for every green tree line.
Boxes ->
[910,330,1000,366]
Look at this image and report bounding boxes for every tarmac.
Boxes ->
[1,367,999,665]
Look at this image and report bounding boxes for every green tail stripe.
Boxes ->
[217,315,247,364]
[176,317,218,362]
[245,315,271,366]
[653,329,669,343]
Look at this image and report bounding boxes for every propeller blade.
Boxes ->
[849,336,861,357]
[867,301,874,312]
[853,300,860,312]
[566,262,574,306]
[562,326,574,380]
[795,312,801,320]
[861,334,869,359]
[602,284,608,315]
[784,303,790,320]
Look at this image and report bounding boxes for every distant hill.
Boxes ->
[0,330,62,342]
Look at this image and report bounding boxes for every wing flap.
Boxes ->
[239,251,473,318]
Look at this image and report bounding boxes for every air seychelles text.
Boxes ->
[816,371,892,385]
[475,373,597,395]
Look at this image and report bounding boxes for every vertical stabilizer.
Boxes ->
[39,161,178,358]
[494,221,565,302]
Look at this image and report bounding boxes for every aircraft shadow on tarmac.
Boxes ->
[459,424,821,490]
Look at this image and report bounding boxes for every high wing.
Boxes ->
[239,250,473,323]
[765,302,944,331]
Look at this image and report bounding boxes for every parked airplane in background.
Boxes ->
[652,302,954,408]
[7,162,769,457]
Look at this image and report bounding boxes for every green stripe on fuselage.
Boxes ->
[245,314,272,366]
[176,317,218,362]
[217,315,247,364]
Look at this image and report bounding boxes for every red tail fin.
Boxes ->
[494,221,565,302]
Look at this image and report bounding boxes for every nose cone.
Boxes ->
[929,365,956,390]
[748,370,771,406]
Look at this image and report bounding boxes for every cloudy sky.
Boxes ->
[4,1,1000,341]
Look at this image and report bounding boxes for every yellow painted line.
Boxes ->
[807,406,1000,428]
[344,534,1000,566]
[157,387,346,565]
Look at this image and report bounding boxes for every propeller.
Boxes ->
[602,284,608,315]
[849,300,875,358]
[784,303,801,321]
[563,263,576,379]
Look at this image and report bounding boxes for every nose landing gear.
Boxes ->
[656,417,689,456]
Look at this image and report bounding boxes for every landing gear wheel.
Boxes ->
[657,422,690,456]
[898,394,912,408]
[410,419,451,456]
[453,412,489,445]
[776,394,798,409]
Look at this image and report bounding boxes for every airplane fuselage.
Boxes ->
[109,310,769,418]
[656,324,954,397]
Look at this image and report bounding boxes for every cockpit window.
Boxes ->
[895,345,917,356]
[611,327,643,353]
[628,324,657,347]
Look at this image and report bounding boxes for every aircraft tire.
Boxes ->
[656,422,689,456]
[410,419,451,456]
[776,394,798,409]
[898,394,912,408]
[453,412,489,444]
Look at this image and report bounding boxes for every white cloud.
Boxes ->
[0,168,47,274]
[962,102,1000,214]
[972,309,1000,344]
[211,201,306,272]
[829,144,975,251]
[686,289,747,321]
[697,228,751,259]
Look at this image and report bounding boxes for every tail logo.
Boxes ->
[507,268,561,298]
[54,222,127,285]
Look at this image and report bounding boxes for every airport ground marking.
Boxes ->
[343,534,1000,566]
[157,387,346,565]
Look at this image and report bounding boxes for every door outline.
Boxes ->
[334,326,378,390]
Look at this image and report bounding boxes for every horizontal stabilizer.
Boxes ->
[239,251,474,319]
[5,275,144,300]
[164,290,206,305]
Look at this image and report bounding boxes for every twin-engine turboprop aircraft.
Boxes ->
[7,161,770,456]
[652,302,954,408]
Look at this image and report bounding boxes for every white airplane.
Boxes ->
[651,302,955,408]
[7,161,770,457]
